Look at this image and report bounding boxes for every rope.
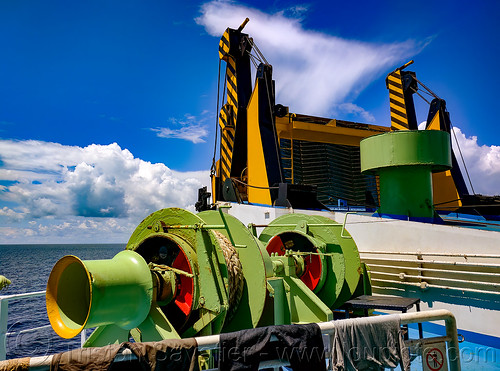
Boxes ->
[213,231,244,322]
[230,177,280,190]
[151,264,194,278]
[1,357,30,370]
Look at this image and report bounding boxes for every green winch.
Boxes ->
[46,207,370,347]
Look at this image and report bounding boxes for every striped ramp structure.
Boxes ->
[386,70,410,131]
[218,30,238,182]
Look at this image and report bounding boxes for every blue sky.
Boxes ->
[1,0,499,243]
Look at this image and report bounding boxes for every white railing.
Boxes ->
[0,291,87,361]
[2,309,461,371]
[0,291,47,361]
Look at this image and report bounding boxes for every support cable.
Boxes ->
[244,36,269,65]
[231,177,279,190]
[410,87,432,105]
[411,76,476,195]
[263,73,284,183]
[414,77,440,100]
[211,59,222,176]
[450,122,476,195]
[410,87,431,106]
[248,53,260,69]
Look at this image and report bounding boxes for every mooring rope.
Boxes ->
[213,231,244,322]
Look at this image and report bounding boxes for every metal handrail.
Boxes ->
[8,309,461,371]
[372,279,500,296]
[373,271,500,288]
[0,291,46,300]
[361,256,500,268]
[0,291,47,360]
[359,250,500,259]
[365,263,500,277]
[1,291,89,361]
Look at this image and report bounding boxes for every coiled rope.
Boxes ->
[213,231,244,322]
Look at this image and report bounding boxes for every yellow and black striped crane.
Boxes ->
[212,18,284,205]
[386,60,419,131]
[214,19,253,200]
[208,19,391,209]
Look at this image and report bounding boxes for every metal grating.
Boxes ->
[280,139,379,207]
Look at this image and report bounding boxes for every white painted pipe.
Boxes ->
[0,291,47,361]
[359,250,500,259]
[0,291,46,300]
[371,270,500,288]
[361,256,500,268]
[372,278,500,296]
[366,263,500,277]
[4,309,461,371]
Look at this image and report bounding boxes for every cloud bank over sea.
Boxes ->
[0,140,209,243]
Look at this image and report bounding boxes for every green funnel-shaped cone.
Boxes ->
[46,250,153,339]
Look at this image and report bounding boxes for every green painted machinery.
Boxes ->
[360,130,452,221]
[46,207,370,347]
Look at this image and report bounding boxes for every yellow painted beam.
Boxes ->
[275,116,389,146]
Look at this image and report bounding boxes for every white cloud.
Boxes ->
[196,0,425,117]
[151,115,209,144]
[451,127,500,196]
[0,139,210,243]
[0,206,25,221]
[338,103,376,123]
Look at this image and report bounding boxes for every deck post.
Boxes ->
[0,298,8,360]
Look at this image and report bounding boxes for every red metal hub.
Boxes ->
[171,247,194,317]
[266,234,322,291]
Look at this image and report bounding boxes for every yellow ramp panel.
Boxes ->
[247,79,272,205]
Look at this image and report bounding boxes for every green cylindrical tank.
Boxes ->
[360,130,452,220]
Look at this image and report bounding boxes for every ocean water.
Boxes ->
[2,244,500,369]
[0,244,125,359]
